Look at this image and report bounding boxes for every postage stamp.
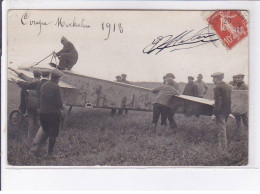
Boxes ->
[207,11,248,49]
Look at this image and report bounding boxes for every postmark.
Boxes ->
[207,10,248,49]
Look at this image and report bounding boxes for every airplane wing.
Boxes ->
[168,94,214,116]
[8,69,76,89]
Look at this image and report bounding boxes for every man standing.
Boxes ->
[164,73,181,92]
[31,69,64,157]
[211,72,232,151]
[151,78,180,133]
[16,70,50,140]
[163,73,180,128]
[183,76,199,97]
[194,74,208,98]
[120,74,130,84]
[229,75,238,89]
[233,74,248,132]
[115,75,122,82]
[51,36,78,70]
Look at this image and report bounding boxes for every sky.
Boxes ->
[8,10,248,83]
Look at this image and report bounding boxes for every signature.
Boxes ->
[143,27,219,55]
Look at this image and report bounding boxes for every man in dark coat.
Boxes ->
[183,76,199,97]
[17,70,50,140]
[211,72,232,151]
[52,36,78,70]
[183,76,199,116]
[120,74,130,84]
[31,69,64,158]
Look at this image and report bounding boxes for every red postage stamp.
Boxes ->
[207,11,248,49]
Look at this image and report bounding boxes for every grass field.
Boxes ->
[8,107,248,166]
[7,81,248,166]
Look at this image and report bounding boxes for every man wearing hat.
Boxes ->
[115,75,122,82]
[233,74,248,132]
[211,72,232,151]
[229,75,238,89]
[51,36,78,70]
[151,77,180,133]
[182,76,199,116]
[17,70,51,140]
[31,69,64,157]
[120,74,130,84]
[194,74,208,98]
[162,73,181,128]
[183,76,199,97]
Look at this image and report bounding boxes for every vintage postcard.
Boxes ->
[6,9,248,166]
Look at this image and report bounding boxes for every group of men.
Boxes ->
[8,36,78,157]
[10,67,64,158]
[151,72,248,151]
[115,74,130,84]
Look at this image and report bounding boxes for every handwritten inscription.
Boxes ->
[143,27,219,55]
[102,23,123,40]
[20,11,125,40]
[55,17,91,29]
[21,11,53,35]
[21,11,92,36]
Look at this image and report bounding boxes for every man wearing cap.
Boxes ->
[233,74,248,132]
[183,76,199,97]
[17,70,51,139]
[15,70,41,140]
[120,74,130,84]
[163,73,181,128]
[9,67,41,115]
[115,75,122,82]
[194,74,208,98]
[211,72,232,151]
[229,75,238,89]
[31,69,64,157]
[164,73,181,92]
[151,77,180,133]
[52,36,78,70]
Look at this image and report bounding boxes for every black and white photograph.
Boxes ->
[6,9,249,166]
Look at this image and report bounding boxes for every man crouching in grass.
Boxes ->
[151,78,180,134]
[31,69,64,158]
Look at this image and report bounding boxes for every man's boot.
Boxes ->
[47,137,58,159]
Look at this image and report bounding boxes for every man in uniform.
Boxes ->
[120,74,130,84]
[51,36,78,70]
[211,72,232,151]
[233,74,248,132]
[9,67,41,115]
[31,69,64,157]
[183,76,199,97]
[194,74,208,98]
